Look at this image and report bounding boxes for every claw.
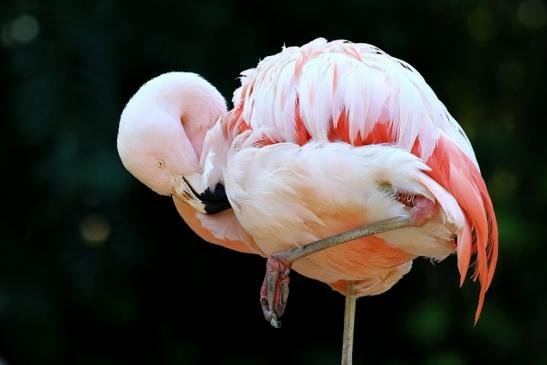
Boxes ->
[260,256,291,328]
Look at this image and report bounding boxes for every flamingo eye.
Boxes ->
[155,159,165,169]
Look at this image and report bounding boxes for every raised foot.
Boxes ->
[409,195,436,226]
[260,255,291,328]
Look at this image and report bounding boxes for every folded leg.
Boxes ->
[260,195,436,327]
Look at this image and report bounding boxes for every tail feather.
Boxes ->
[426,135,498,322]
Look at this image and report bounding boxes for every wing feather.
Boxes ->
[226,38,498,319]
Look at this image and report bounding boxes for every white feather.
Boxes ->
[232,38,478,166]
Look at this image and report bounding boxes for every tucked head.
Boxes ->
[117,72,227,197]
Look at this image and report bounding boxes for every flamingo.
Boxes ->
[117,38,498,364]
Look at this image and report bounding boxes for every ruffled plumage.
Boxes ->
[202,38,498,320]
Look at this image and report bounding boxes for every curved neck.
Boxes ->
[158,74,227,159]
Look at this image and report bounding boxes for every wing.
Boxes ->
[228,38,498,320]
[223,139,447,297]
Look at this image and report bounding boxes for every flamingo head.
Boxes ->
[117,72,227,208]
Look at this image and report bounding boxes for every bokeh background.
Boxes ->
[1,0,546,364]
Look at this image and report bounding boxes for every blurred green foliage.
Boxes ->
[1,0,546,364]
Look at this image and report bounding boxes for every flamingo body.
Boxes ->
[117,38,498,322]
[200,38,498,320]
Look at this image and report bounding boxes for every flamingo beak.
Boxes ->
[173,176,207,214]
[172,175,231,215]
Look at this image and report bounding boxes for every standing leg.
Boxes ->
[342,281,356,365]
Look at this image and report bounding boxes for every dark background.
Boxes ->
[1,0,546,364]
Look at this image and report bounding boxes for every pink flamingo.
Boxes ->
[118,38,498,364]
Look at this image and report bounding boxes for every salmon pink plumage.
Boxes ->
[117,38,498,365]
